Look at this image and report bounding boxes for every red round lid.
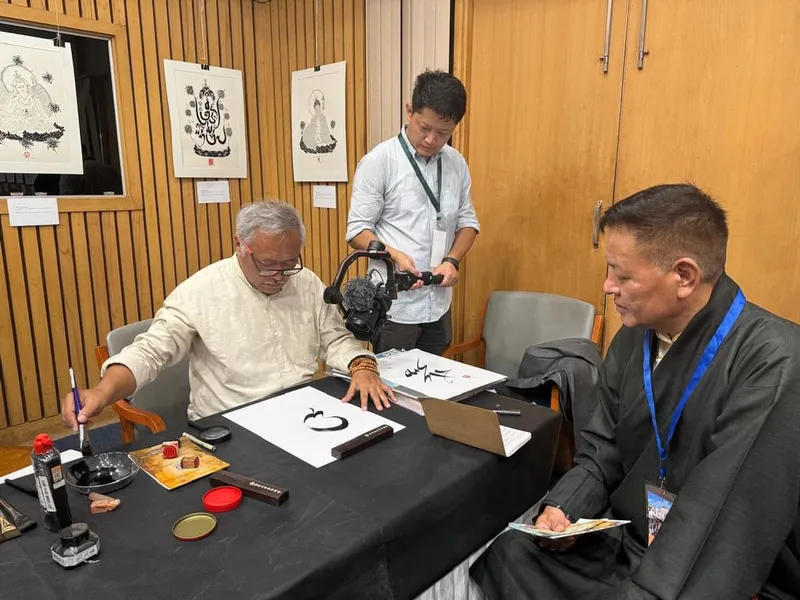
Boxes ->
[202,486,242,513]
[33,433,53,454]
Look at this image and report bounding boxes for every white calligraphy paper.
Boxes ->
[223,387,404,468]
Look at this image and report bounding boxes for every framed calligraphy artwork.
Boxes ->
[291,61,348,182]
[0,32,83,175]
[163,59,247,179]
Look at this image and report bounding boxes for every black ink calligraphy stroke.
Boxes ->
[404,359,454,384]
[303,408,349,432]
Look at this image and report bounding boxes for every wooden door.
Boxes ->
[453,0,628,345]
[607,0,800,341]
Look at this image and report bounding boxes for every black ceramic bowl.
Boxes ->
[65,452,141,495]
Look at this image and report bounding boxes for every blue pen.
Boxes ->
[70,368,92,456]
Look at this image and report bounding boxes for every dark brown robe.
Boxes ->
[472,274,800,600]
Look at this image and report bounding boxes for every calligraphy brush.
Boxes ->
[70,367,92,456]
[0,495,36,532]
[3,478,37,498]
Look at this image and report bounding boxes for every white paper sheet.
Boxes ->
[7,196,59,226]
[312,185,336,209]
[430,229,447,267]
[223,387,405,468]
[328,368,426,415]
[377,349,507,402]
[499,426,531,457]
[196,180,230,204]
[4,449,83,480]
[392,396,425,416]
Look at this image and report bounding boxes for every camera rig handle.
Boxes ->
[322,240,445,307]
[395,271,445,291]
[323,240,398,306]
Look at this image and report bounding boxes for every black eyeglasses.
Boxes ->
[250,253,304,278]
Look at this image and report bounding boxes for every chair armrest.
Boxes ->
[550,385,561,412]
[442,337,484,359]
[95,345,110,369]
[112,400,167,435]
[591,315,605,346]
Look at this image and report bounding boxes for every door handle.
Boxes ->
[593,201,603,248]
[637,0,650,69]
[599,0,614,73]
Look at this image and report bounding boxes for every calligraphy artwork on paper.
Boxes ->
[222,386,404,469]
[303,408,349,432]
[163,59,247,178]
[299,88,337,157]
[184,81,232,158]
[404,359,454,384]
[291,61,347,182]
[0,32,83,174]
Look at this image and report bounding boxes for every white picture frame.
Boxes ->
[163,59,247,179]
[0,32,83,175]
[291,61,348,182]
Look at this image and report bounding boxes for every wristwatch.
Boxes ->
[442,256,460,271]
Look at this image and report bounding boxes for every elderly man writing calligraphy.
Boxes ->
[62,200,394,430]
[472,184,800,600]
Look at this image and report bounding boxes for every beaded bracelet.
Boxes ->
[348,356,379,376]
[350,361,379,373]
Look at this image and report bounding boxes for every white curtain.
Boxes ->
[365,0,451,152]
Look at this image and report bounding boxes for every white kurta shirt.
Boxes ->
[103,255,371,419]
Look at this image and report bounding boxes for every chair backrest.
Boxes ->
[482,291,596,378]
[106,319,191,419]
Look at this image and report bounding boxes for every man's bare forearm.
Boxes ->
[95,364,137,407]
[448,227,478,261]
[349,230,403,261]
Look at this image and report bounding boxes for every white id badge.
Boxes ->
[431,229,447,267]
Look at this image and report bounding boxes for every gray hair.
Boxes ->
[236,200,306,245]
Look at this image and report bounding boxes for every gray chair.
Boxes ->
[444,291,601,378]
[443,291,604,470]
[96,319,191,443]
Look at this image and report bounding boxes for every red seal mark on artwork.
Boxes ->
[208,158,214,166]
[23,152,30,158]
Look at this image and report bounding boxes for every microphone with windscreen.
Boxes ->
[340,276,386,340]
[342,277,380,312]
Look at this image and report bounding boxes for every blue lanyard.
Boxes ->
[643,289,746,486]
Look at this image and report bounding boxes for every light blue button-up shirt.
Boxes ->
[346,128,480,325]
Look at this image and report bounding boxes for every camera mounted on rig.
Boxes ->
[323,240,443,342]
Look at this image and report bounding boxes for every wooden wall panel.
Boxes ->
[0,0,368,434]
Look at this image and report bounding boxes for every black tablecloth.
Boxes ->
[1,378,561,600]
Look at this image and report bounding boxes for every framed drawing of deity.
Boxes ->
[163,59,247,179]
[0,32,83,175]
[291,61,348,182]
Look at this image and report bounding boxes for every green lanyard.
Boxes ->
[397,133,442,219]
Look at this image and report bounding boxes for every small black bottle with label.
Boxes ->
[31,433,73,532]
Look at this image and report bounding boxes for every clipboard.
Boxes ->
[420,398,531,457]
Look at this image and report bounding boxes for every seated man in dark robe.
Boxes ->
[472,183,800,600]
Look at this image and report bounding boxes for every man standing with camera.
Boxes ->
[346,70,480,355]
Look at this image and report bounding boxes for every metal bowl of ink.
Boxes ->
[65,452,141,495]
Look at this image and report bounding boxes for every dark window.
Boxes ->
[0,22,124,197]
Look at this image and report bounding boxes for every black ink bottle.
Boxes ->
[31,433,73,532]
